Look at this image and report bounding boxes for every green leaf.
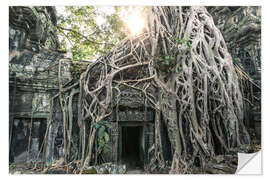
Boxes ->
[93,122,100,129]
[175,66,179,73]
[187,41,192,48]
[104,132,109,142]
[104,147,109,153]
[98,126,105,138]
[104,144,111,153]
[98,139,105,150]
[180,39,185,44]
[103,122,113,129]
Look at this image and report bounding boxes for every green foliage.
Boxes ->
[92,121,112,153]
[57,6,126,62]
[175,66,182,73]
[153,37,191,73]
[154,53,176,73]
[175,38,192,49]
[104,132,109,142]
[9,162,16,168]
[233,57,240,65]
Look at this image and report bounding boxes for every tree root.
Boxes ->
[46,6,252,174]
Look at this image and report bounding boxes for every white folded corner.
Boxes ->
[236,151,262,174]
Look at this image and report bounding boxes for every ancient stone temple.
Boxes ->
[9,6,261,174]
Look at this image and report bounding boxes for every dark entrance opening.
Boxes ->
[9,118,47,163]
[121,126,143,169]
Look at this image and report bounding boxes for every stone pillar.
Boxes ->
[111,122,119,163]
[31,138,39,160]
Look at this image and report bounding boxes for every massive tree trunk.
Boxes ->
[53,6,250,173]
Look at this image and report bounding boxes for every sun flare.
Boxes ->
[126,13,145,35]
[120,7,145,35]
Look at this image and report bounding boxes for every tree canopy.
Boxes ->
[56,6,126,62]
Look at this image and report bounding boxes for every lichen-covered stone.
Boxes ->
[9,6,60,52]
[208,6,261,78]
[82,167,98,174]
[84,163,127,174]
[9,6,72,164]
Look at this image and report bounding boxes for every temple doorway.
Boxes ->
[121,126,144,169]
[9,118,47,163]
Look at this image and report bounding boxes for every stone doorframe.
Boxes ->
[112,121,154,169]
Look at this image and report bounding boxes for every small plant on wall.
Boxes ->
[92,121,113,154]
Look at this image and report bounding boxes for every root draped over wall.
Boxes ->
[51,6,250,173]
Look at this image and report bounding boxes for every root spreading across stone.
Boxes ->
[51,6,251,173]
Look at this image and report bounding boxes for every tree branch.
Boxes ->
[56,25,114,46]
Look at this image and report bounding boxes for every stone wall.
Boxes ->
[9,6,59,53]
[9,6,72,163]
[208,6,261,79]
